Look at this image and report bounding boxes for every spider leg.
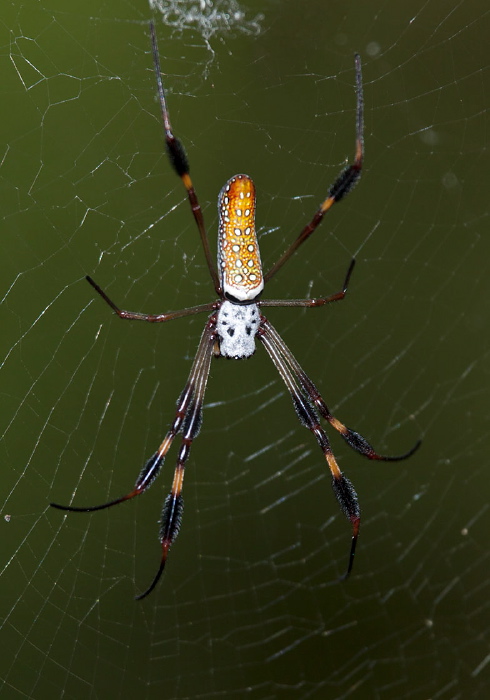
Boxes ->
[136,320,215,599]
[149,22,221,296]
[51,318,216,540]
[260,259,355,309]
[264,54,363,284]
[86,275,216,323]
[259,316,420,577]
[258,317,360,578]
[263,320,421,461]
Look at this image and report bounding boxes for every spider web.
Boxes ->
[1,0,489,698]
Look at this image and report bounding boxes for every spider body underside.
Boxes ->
[50,22,420,600]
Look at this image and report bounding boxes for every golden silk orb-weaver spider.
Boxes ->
[51,22,421,600]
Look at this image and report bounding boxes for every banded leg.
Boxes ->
[258,317,360,578]
[149,21,221,295]
[264,54,363,284]
[262,319,421,461]
[136,319,215,599]
[51,317,216,590]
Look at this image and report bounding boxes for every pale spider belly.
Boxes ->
[216,300,260,359]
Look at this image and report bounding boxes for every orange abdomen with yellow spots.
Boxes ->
[218,174,264,302]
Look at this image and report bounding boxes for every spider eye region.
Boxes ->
[216,300,259,359]
[218,174,264,303]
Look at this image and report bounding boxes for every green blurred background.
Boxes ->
[1,0,489,698]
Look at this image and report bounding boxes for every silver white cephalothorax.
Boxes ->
[216,300,260,359]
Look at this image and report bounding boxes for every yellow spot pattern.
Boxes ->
[218,174,264,301]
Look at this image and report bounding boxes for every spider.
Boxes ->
[51,22,420,600]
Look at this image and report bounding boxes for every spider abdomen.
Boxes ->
[216,300,260,359]
[217,174,264,302]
